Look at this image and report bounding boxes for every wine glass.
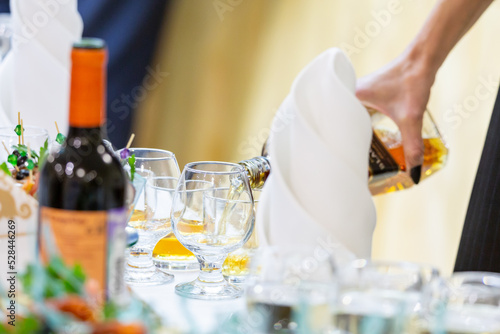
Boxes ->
[171,162,255,300]
[120,147,180,178]
[417,271,500,333]
[145,176,199,270]
[119,148,180,286]
[125,176,176,285]
[245,246,337,334]
[333,260,438,334]
[122,148,198,271]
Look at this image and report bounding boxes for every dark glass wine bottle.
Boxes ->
[38,38,127,301]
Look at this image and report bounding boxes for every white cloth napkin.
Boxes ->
[257,48,376,262]
[0,0,82,131]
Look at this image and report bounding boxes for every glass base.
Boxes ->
[154,258,199,271]
[223,274,247,285]
[124,264,174,287]
[175,278,243,300]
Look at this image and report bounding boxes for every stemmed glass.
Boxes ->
[119,148,180,286]
[246,246,337,334]
[417,271,500,333]
[333,260,439,334]
[171,162,255,300]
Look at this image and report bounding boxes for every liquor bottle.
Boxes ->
[238,154,270,190]
[238,108,448,196]
[368,108,448,195]
[38,38,128,301]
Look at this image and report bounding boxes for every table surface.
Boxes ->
[131,270,247,333]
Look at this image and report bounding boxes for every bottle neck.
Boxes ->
[239,156,271,190]
[68,46,107,129]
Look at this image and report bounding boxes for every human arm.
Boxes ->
[356,0,494,183]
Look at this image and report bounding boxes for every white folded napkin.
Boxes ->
[0,0,82,131]
[257,48,376,262]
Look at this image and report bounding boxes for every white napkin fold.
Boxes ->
[0,0,82,131]
[257,48,376,261]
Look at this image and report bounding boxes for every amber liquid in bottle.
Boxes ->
[368,108,448,195]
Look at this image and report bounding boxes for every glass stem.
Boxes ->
[128,246,154,268]
[197,255,226,283]
[127,230,155,269]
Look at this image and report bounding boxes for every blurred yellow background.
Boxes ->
[136,0,500,275]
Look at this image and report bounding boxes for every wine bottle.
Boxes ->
[38,38,128,301]
[239,109,448,195]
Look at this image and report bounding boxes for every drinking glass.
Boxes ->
[245,246,337,334]
[148,176,199,271]
[125,176,177,285]
[222,189,261,284]
[120,148,180,178]
[171,162,255,300]
[333,260,438,334]
[416,271,500,333]
[119,148,180,286]
[122,148,197,271]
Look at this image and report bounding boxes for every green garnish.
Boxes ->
[55,133,66,145]
[26,159,35,170]
[7,154,17,165]
[0,162,12,176]
[0,256,161,333]
[11,144,39,160]
[128,154,136,181]
[38,138,49,167]
[14,124,24,136]
[21,257,86,299]
[103,302,119,320]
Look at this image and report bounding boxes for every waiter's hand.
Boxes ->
[354,0,494,184]
[356,54,434,184]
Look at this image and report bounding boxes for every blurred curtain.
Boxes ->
[78,0,169,148]
[136,0,500,275]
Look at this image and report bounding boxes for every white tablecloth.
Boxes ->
[132,270,246,333]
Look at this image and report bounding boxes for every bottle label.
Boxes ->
[368,132,400,183]
[39,207,127,300]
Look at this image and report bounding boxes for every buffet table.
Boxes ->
[132,271,246,333]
